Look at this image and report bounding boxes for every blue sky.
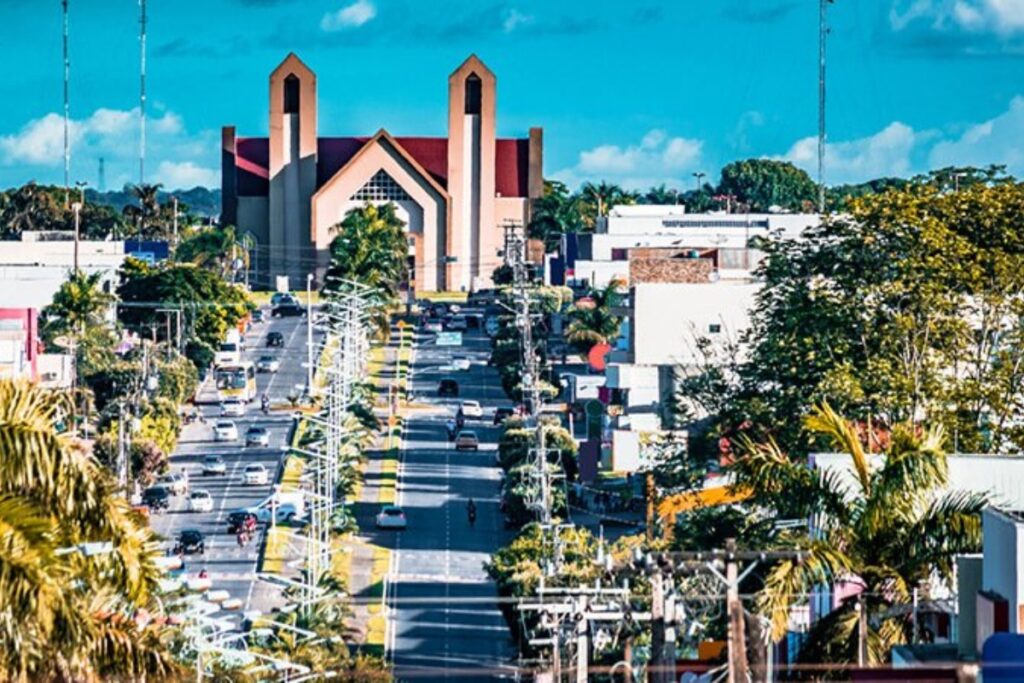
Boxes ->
[1,0,1023,191]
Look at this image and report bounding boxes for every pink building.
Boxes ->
[221,53,544,292]
[0,308,39,381]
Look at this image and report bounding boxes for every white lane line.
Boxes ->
[444,421,452,681]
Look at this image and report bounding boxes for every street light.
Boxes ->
[692,171,706,193]
[71,201,82,274]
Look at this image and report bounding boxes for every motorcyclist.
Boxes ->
[467,498,477,526]
[445,418,457,440]
[455,408,465,430]
[245,515,257,534]
[261,393,270,414]
[237,530,249,547]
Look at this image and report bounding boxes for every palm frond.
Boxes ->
[805,402,873,496]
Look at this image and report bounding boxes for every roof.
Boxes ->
[235,135,529,198]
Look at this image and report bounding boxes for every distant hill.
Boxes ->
[85,185,222,218]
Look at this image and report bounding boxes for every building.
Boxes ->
[221,53,544,292]
[0,308,39,380]
[0,233,125,309]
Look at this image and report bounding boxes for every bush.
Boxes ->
[92,434,169,487]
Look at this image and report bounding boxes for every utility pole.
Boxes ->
[726,539,749,683]
[818,0,833,213]
[171,196,179,254]
[575,595,589,683]
[306,273,314,392]
[117,399,128,493]
[71,201,82,273]
[856,594,868,667]
[62,0,71,208]
[138,0,147,184]
[98,157,105,192]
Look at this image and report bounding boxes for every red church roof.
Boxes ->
[235,135,529,198]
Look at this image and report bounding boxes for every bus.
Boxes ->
[216,361,257,403]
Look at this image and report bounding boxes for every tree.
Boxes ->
[717,159,817,212]
[642,184,681,205]
[122,183,177,239]
[40,271,115,342]
[731,404,986,666]
[564,278,625,353]
[0,379,178,680]
[528,180,584,252]
[174,225,247,278]
[577,181,638,230]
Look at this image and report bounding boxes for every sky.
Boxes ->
[1,0,1023,192]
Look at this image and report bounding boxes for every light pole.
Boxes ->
[306,273,314,393]
[71,201,82,273]
[171,196,179,254]
[692,171,706,193]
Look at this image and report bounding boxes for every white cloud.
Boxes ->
[320,0,376,31]
[502,8,533,32]
[781,122,921,184]
[890,0,1024,34]
[156,161,218,189]
[929,95,1024,172]
[0,106,218,189]
[555,129,704,190]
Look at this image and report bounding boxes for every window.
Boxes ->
[611,248,628,261]
[352,170,411,201]
[465,74,482,115]
[283,75,300,114]
[708,323,722,334]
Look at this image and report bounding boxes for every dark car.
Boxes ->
[266,331,285,347]
[438,379,459,397]
[466,314,481,330]
[493,407,515,425]
[142,485,170,511]
[431,303,448,318]
[251,309,265,323]
[175,529,206,555]
[227,510,258,534]
[272,303,306,318]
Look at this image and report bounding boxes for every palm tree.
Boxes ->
[643,184,680,205]
[528,180,584,252]
[565,278,625,353]
[577,181,638,230]
[0,379,178,680]
[731,403,986,666]
[123,183,164,238]
[174,225,248,278]
[40,271,115,343]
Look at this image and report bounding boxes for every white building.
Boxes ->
[0,234,126,309]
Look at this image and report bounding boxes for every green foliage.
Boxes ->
[718,158,817,212]
[0,182,129,239]
[174,225,247,277]
[40,270,115,342]
[565,278,624,353]
[93,434,169,487]
[156,355,199,405]
[528,180,585,251]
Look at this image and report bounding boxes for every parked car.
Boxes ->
[227,510,258,534]
[175,529,206,555]
[455,430,480,451]
[266,332,285,347]
[243,464,269,486]
[493,407,515,425]
[460,400,483,418]
[202,455,227,476]
[256,355,280,373]
[221,399,246,417]
[438,379,459,397]
[246,426,270,448]
[445,315,468,332]
[214,420,239,441]
[142,485,170,511]
[272,303,306,318]
[159,472,189,496]
[189,490,214,513]
[375,505,407,530]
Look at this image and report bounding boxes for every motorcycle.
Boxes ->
[237,530,250,548]
[468,508,477,526]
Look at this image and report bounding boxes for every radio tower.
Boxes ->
[98,157,105,192]
[139,0,147,184]
[62,0,70,207]
[818,0,833,213]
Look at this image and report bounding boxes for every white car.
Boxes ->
[375,505,407,530]
[221,399,246,417]
[158,471,189,496]
[451,358,471,371]
[201,455,227,476]
[243,464,269,486]
[214,421,239,441]
[189,490,214,513]
[460,400,483,418]
[256,356,280,373]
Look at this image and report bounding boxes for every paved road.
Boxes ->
[387,305,517,680]
[150,311,314,621]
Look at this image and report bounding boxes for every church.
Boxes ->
[220,53,544,292]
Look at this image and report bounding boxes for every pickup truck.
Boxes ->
[242,491,306,524]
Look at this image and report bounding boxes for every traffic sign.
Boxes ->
[435,332,463,346]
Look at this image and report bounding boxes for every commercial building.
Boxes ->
[221,53,544,292]
[0,233,125,309]
[0,308,39,380]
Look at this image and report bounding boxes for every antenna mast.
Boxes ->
[818,0,832,213]
[62,0,70,207]
[98,157,105,192]
[139,0,147,184]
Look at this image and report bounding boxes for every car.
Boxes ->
[251,309,265,324]
[202,455,227,476]
[455,430,480,451]
[227,510,259,534]
[438,379,459,397]
[448,304,462,314]
[430,303,448,318]
[243,464,269,486]
[189,490,214,513]
[175,529,206,555]
[451,357,471,371]
[246,426,270,447]
[266,332,285,348]
[272,303,306,318]
[270,292,298,306]
[256,355,280,373]
[466,314,481,330]
[460,400,483,418]
[424,320,443,333]
[214,421,239,441]
[484,316,501,337]
[493,407,515,425]
[220,399,246,417]
[444,315,468,332]
[375,505,407,530]
[142,485,170,511]
[158,472,189,496]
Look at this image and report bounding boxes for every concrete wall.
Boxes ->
[632,281,759,367]
[982,508,1024,631]
[599,207,819,243]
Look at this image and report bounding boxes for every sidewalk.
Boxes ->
[342,321,410,654]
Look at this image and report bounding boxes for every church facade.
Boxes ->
[221,53,544,292]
